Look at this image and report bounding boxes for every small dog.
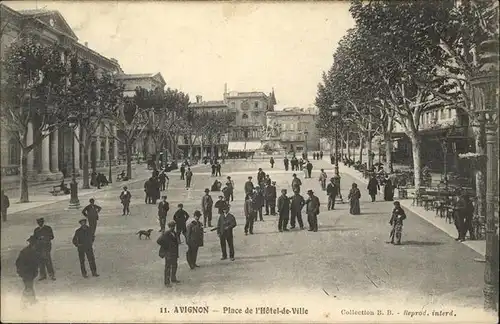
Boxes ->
[136,229,154,240]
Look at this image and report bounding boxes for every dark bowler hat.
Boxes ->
[79,218,87,224]
[205,188,210,192]
[194,210,202,217]
[307,190,314,194]
[36,217,44,222]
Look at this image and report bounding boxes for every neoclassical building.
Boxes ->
[0,5,122,180]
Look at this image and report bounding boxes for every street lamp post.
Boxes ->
[68,121,80,209]
[470,37,499,313]
[304,129,309,157]
[331,104,344,203]
[108,145,113,184]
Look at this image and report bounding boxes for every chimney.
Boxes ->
[224,83,228,95]
[196,95,202,104]
[84,42,88,47]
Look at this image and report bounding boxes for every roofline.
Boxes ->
[73,42,121,70]
[21,10,79,40]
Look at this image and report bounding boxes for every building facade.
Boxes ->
[264,107,320,153]
[0,5,122,180]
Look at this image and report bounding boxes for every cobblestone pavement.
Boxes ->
[1,159,491,322]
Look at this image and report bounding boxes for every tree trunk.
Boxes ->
[384,132,393,173]
[126,143,133,179]
[473,126,486,217]
[19,149,29,203]
[82,142,91,189]
[346,132,351,159]
[367,134,373,169]
[409,132,422,191]
[359,137,365,163]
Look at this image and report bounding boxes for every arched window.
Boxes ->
[254,101,259,109]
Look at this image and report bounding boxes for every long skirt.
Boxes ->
[350,198,360,215]
[384,185,394,201]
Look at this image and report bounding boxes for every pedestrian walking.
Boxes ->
[1,190,9,222]
[186,211,204,269]
[277,189,291,232]
[319,169,327,191]
[158,196,170,233]
[270,157,275,168]
[159,171,168,191]
[157,221,180,286]
[82,198,101,240]
[305,190,320,232]
[152,176,161,204]
[244,194,255,235]
[291,173,302,193]
[320,151,324,160]
[253,187,264,221]
[216,162,222,176]
[16,236,39,306]
[389,201,407,245]
[367,174,380,202]
[244,176,254,196]
[201,188,214,227]
[180,164,186,180]
[257,168,266,186]
[348,183,361,215]
[456,191,475,242]
[226,176,234,202]
[211,162,217,176]
[120,186,131,216]
[173,203,189,243]
[72,219,99,278]
[326,178,338,210]
[144,178,151,204]
[33,218,55,281]
[217,206,237,261]
[290,190,305,230]
[264,181,277,215]
[306,161,313,178]
[283,157,289,171]
[383,176,394,201]
[185,168,193,189]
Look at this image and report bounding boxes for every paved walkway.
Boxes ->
[335,161,486,257]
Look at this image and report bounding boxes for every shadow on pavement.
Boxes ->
[236,252,294,260]
[317,227,359,232]
[400,240,445,246]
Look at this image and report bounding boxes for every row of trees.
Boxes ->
[1,36,234,203]
[316,0,498,207]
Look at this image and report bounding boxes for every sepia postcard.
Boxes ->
[0,0,498,323]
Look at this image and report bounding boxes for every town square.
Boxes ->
[0,1,498,323]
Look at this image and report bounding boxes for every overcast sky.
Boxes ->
[7,1,355,109]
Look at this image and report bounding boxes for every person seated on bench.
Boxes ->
[97,173,109,187]
[59,180,70,195]
[211,180,222,192]
[117,170,127,181]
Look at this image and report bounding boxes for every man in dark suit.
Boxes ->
[82,198,102,241]
[16,236,39,306]
[217,206,237,261]
[186,211,204,269]
[257,168,266,186]
[277,189,291,232]
[119,186,131,216]
[264,181,277,216]
[290,190,305,230]
[214,195,228,216]
[244,176,254,196]
[72,219,99,278]
[33,218,55,281]
[201,188,214,227]
[173,203,189,243]
[326,178,338,210]
[244,194,256,235]
[158,196,170,233]
[157,221,180,286]
[305,190,320,232]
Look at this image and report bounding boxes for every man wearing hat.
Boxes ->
[225,176,234,202]
[72,219,99,278]
[186,210,204,269]
[264,181,277,216]
[257,168,266,186]
[277,189,291,232]
[82,198,102,241]
[158,196,170,233]
[326,178,338,210]
[201,188,214,227]
[291,174,302,193]
[214,195,228,217]
[16,235,39,305]
[305,190,320,232]
[157,221,180,286]
[244,176,254,196]
[217,205,237,261]
[33,217,55,281]
[119,186,131,216]
[173,204,189,243]
[290,189,305,230]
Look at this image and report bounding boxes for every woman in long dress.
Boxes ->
[348,183,361,215]
[384,177,394,201]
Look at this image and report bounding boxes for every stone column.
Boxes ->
[26,121,35,178]
[74,125,80,175]
[51,130,59,173]
[38,130,52,179]
[113,125,118,161]
[95,126,101,164]
[105,136,110,161]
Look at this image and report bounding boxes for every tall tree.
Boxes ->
[0,37,68,202]
[61,56,123,189]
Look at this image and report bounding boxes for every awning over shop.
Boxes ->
[227,141,262,152]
